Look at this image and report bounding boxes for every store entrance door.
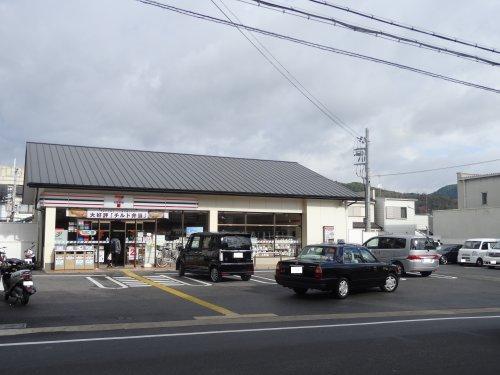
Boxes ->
[109,221,126,267]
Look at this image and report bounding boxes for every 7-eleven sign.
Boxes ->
[104,195,133,209]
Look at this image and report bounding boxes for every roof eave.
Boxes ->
[27,183,359,201]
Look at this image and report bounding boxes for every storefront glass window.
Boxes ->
[217,211,302,257]
[218,212,245,225]
[53,208,208,269]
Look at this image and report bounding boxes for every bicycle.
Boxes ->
[155,246,178,268]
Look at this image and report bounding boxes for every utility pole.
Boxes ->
[364,128,371,232]
[353,128,371,233]
[9,159,18,222]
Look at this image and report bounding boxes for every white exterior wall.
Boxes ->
[375,198,417,234]
[457,174,500,209]
[434,207,500,244]
[38,189,348,268]
[303,199,347,245]
[415,214,430,231]
[0,222,37,259]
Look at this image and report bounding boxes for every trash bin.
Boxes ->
[64,251,76,270]
[54,251,65,271]
[84,250,94,270]
[75,251,85,270]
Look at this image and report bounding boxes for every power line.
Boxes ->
[245,0,499,66]
[373,158,500,177]
[134,1,500,94]
[210,0,360,138]
[307,0,499,55]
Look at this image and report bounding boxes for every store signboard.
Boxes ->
[323,226,335,243]
[104,195,134,209]
[87,210,150,219]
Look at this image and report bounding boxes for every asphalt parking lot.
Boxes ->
[1,264,499,328]
[1,264,499,374]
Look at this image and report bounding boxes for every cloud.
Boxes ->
[0,0,499,193]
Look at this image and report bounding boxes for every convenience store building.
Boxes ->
[22,142,359,270]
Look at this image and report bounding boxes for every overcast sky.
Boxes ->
[1,0,499,192]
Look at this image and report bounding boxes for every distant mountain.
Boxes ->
[432,184,457,199]
[341,182,458,213]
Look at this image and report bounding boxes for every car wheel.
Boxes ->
[440,256,448,265]
[293,287,307,295]
[333,278,350,299]
[380,273,398,292]
[476,258,484,267]
[420,271,432,277]
[241,274,251,281]
[210,267,221,283]
[393,262,405,276]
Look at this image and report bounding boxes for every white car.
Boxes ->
[457,238,500,267]
[484,242,500,269]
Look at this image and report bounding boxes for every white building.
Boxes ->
[434,172,500,244]
[22,142,361,270]
[346,191,381,244]
[0,165,33,222]
[375,197,418,234]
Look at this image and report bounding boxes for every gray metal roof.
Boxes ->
[23,142,358,200]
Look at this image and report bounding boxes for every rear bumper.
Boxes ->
[405,260,439,272]
[275,275,334,291]
[219,262,254,275]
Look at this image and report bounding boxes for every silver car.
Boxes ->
[363,235,439,277]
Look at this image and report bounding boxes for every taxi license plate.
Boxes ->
[23,281,34,287]
[491,260,497,265]
[290,266,303,274]
[461,258,467,262]
[233,252,243,259]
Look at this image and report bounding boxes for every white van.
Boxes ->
[457,238,500,267]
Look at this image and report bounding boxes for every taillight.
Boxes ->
[314,265,323,280]
[275,262,282,274]
[22,272,32,281]
[407,255,422,260]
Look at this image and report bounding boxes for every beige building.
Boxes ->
[22,142,359,270]
[435,172,500,244]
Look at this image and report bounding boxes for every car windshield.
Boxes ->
[220,235,252,250]
[463,241,481,249]
[298,246,337,261]
[410,238,436,250]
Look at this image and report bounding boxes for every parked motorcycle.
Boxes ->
[0,248,36,305]
[23,243,36,270]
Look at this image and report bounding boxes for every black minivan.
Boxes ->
[176,232,254,282]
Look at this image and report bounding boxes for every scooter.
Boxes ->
[1,249,36,305]
[23,243,36,270]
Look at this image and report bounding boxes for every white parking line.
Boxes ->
[113,277,150,288]
[252,275,276,282]
[182,276,212,286]
[86,276,128,289]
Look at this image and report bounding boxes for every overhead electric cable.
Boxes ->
[135,0,500,94]
[373,158,500,177]
[306,0,499,55]
[210,0,360,138]
[244,0,499,66]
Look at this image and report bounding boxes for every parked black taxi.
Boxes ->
[176,232,254,282]
[275,243,399,298]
